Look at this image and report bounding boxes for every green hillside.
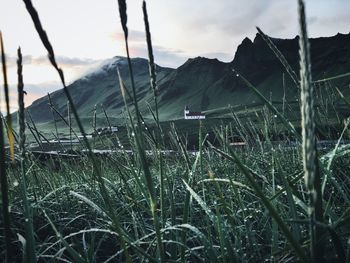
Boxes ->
[23,33,350,131]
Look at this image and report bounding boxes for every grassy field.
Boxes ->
[1,0,350,262]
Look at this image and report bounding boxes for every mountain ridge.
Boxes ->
[25,32,350,124]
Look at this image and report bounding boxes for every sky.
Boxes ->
[1,0,350,111]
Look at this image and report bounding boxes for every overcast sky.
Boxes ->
[1,0,350,110]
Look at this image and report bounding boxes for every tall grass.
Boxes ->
[298,0,324,261]
[0,30,15,263]
[17,47,37,263]
[256,27,299,89]
[47,93,60,144]
[0,35,15,162]
[0,0,349,262]
[143,0,167,240]
[117,0,164,261]
[22,0,134,261]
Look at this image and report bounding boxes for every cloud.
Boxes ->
[109,29,145,43]
[2,82,61,113]
[109,28,190,67]
[186,0,271,36]
[5,54,101,69]
[23,82,61,95]
[199,52,233,62]
[129,43,187,68]
[308,16,318,25]
[194,0,350,39]
[0,91,18,113]
[4,54,104,86]
[313,13,350,32]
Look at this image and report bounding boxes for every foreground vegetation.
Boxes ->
[1,0,350,262]
[2,139,349,262]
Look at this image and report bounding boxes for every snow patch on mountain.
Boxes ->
[76,57,127,82]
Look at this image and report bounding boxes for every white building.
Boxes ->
[184,106,205,120]
[96,126,118,135]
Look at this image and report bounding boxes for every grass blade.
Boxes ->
[17,47,37,263]
[298,1,324,261]
[142,0,159,125]
[0,30,16,263]
[209,143,307,262]
[43,210,86,263]
[256,27,299,89]
[233,69,301,142]
[313,72,350,84]
[0,32,14,161]
[182,182,219,263]
[116,1,164,261]
[22,1,132,261]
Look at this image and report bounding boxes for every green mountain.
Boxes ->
[25,32,350,125]
[26,57,173,123]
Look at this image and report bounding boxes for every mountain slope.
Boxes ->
[156,32,350,119]
[25,32,350,125]
[27,57,174,123]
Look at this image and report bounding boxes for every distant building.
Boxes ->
[95,126,118,136]
[184,106,205,120]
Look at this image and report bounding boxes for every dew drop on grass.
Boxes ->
[13,180,19,187]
